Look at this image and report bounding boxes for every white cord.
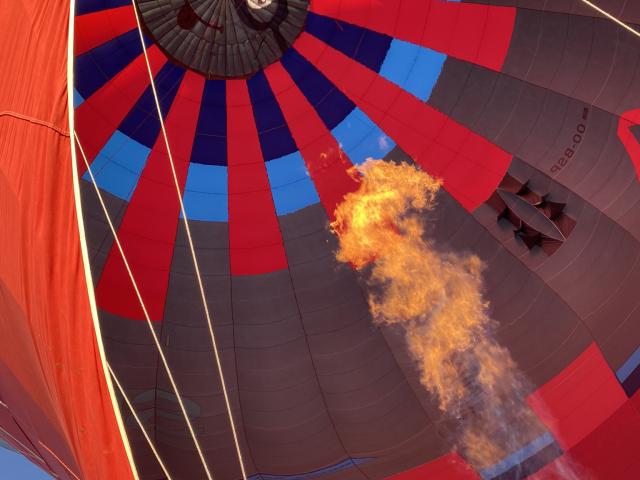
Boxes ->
[130,2,248,478]
[579,0,640,38]
[75,132,215,480]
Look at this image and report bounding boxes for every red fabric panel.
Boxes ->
[527,343,627,451]
[386,453,479,480]
[264,62,359,219]
[97,72,204,320]
[618,108,640,181]
[293,33,512,212]
[0,361,80,478]
[75,46,166,172]
[0,1,134,478]
[309,0,515,72]
[0,401,50,471]
[75,5,136,56]
[530,400,640,479]
[226,80,288,275]
[568,400,640,479]
[378,344,639,480]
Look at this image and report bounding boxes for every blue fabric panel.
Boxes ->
[281,49,355,131]
[379,39,446,101]
[76,0,130,16]
[332,108,395,165]
[82,130,151,200]
[250,458,373,480]
[248,71,298,161]
[119,63,186,148]
[305,13,391,72]
[191,80,227,166]
[75,29,152,99]
[182,163,228,221]
[74,89,85,108]
[266,152,320,215]
[480,432,556,480]
[617,346,640,382]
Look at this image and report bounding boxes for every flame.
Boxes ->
[332,159,549,469]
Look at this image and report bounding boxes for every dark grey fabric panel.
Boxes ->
[480,166,640,370]
[463,0,640,26]
[273,195,585,476]
[160,220,248,480]
[279,204,448,475]
[429,58,640,242]
[380,129,593,389]
[356,427,453,480]
[504,161,640,370]
[232,269,351,475]
[99,312,164,479]
[101,309,241,479]
[412,188,592,388]
[432,9,640,123]
[429,50,640,371]
[166,220,232,327]
[501,8,640,116]
[99,220,246,479]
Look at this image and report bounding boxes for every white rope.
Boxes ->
[74,132,215,480]
[130,2,248,478]
[579,0,640,38]
[68,2,140,479]
[107,363,174,480]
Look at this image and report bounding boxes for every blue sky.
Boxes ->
[0,448,51,479]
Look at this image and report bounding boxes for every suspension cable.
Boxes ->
[579,0,640,38]
[74,132,215,480]
[107,363,174,480]
[130,2,248,478]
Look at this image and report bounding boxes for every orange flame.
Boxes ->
[332,159,547,469]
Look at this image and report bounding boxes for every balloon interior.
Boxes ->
[0,1,639,480]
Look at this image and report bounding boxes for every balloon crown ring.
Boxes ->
[136,0,311,79]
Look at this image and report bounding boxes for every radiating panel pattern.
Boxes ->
[74,1,640,479]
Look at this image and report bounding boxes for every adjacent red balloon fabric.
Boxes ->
[0,1,134,479]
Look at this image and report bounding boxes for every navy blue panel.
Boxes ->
[494,443,563,480]
[75,29,153,99]
[76,0,131,16]
[191,80,227,166]
[119,63,186,148]
[247,71,298,161]
[623,366,640,397]
[281,49,356,131]
[305,12,392,72]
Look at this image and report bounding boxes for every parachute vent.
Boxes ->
[487,174,576,255]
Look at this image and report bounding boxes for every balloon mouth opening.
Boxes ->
[136,0,311,79]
